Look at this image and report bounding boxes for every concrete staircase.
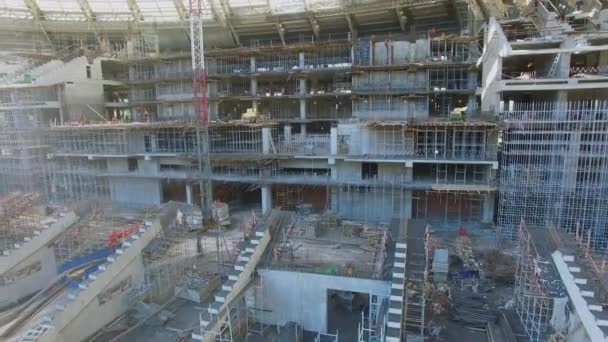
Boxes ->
[192,214,273,342]
[385,241,406,342]
[403,220,428,342]
[24,217,164,342]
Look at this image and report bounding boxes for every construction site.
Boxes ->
[0,0,607,341]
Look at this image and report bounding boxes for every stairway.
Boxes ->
[193,211,278,342]
[403,220,428,342]
[385,241,406,342]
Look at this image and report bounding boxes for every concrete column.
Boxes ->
[251,78,258,96]
[57,85,65,124]
[261,185,272,213]
[250,57,256,73]
[404,161,413,182]
[330,126,338,155]
[299,79,307,95]
[209,101,219,120]
[299,52,305,69]
[186,184,193,204]
[301,123,306,135]
[284,125,292,142]
[262,127,271,154]
[403,190,412,220]
[300,99,306,120]
[482,193,495,224]
[562,131,581,191]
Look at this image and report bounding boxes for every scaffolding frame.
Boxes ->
[498,100,608,250]
[514,220,554,342]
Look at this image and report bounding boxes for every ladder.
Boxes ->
[547,53,561,78]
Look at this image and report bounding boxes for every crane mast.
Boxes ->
[189,0,213,222]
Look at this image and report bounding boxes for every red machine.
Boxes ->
[107,222,145,248]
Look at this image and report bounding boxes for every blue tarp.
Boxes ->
[58,247,113,273]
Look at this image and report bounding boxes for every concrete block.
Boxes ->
[222,280,236,291]
[228,270,240,281]
[107,256,115,263]
[250,238,260,245]
[191,333,203,340]
[255,231,265,238]
[391,283,404,290]
[122,241,132,248]
[596,319,608,327]
[55,303,65,311]
[116,249,124,255]
[396,242,407,249]
[581,290,595,298]
[588,304,602,312]
[568,266,581,273]
[208,301,222,315]
[78,282,88,289]
[215,290,230,303]
[88,273,97,280]
[234,260,247,271]
[387,321,400,328]
[238,252,252,262]
[574,278,587,285]
[562,255,575,262]
[395,252,406,258]
[99,264,107,271]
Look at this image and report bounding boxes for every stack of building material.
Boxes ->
[455,235,474,266]
[0,192,41,219]
[361,228,385,251]
[317,212,339,234]
[296,215,320,238]
[341,220,364,236]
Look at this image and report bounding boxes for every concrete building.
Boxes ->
[0,0,607,341]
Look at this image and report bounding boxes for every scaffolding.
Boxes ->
[498,101,608,250]
[514,220,556,342]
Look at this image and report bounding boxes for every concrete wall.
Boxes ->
[331,186,409,222]
[253,269,390,333]
[109,177,162,207]
[0,246,57,308]
[60,256,145,342]
[481,18,509,112]
[36,57,105,122]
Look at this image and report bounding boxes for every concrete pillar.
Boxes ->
[404,161,413,182]
[403,190,412,220]
[299,52,305,69]
[481,18,506,113]
[301,123,306,135]
[300,99,306,120]
[482,193,495,224]
[57,85,65,124]
[186,184,193,204]
[330,126,338,155]
[250,57,256,73]
[284,125,292,142]
[562,131,581,191]
[299,79,307,95]
[261,185,272,213]
[251,78,258,96]
[262,127,271,154]
[209,101,219,120]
